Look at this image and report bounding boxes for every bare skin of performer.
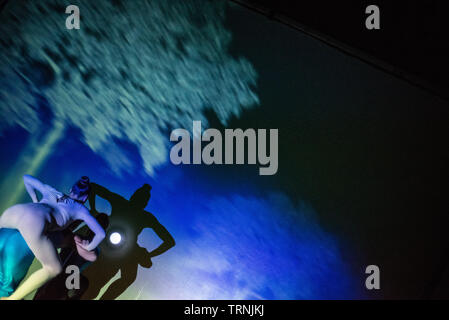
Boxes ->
[0,175,105,300]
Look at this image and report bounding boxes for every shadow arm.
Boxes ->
[147,214,176,258]
[89,183,120,212]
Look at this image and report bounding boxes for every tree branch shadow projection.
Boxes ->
[80,183,175,300]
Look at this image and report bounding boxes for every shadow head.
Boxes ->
[129,184,152,210]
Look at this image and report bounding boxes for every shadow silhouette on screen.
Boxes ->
[81,183,175,300]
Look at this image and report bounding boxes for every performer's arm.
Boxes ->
[75,206,106,252]
[23,174,47,203]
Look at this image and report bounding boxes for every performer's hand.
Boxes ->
[74,235,90,248]
[74,236,97,262]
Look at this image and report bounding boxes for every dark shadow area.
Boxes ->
[188,4,449,299]
[80,183,175,300]
[235,0,449,100]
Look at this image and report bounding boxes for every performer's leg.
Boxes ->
[6,213,62,300]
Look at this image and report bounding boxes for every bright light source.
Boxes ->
[109,232,122,245]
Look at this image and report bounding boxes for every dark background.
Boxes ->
[234,0,449,100]
[226,0,449,299]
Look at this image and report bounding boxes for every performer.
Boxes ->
[33,213,109,300]
[0,175,105,300]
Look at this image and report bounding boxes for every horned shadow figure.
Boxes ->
[81,183,175,300]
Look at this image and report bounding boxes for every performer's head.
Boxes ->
[129,183,152,210]
[69,176,91,204]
